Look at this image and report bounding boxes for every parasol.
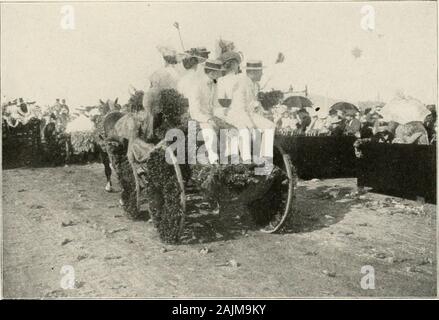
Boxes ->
[282,96,313,110]
[329,102,359,115]
[379,96,429,124]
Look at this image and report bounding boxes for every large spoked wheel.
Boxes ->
[137,142,187,244]
[248,143,297,233]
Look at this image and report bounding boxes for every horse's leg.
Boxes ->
[126,154,141,213]
[126,140,141,213]
[65,137,70,167]
[100,148,113,192]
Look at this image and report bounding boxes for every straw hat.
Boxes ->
[204,59,224,71]
[243,60,266,70]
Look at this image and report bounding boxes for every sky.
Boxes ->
[1,1,437,109]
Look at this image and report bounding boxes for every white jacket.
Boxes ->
[229,74,260,114]
[217,73,239,100]
[224,74,259,128]
[180,71,217,124]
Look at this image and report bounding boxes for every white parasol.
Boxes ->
[379,95,429,124]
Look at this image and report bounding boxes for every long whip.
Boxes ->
[173,22,185,51]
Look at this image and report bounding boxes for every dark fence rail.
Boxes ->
[3,126,436,204]
[2,119,43,169]
[357,142,436,203]
[276,135,358,179]
[2,120,100,169]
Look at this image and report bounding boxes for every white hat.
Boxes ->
[157,46,177,57]
[244,60,266,70]
[204,59,224,71]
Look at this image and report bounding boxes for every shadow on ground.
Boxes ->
[287,184,366,233]
[179,182,366,244]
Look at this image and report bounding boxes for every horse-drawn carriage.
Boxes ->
[104,89,297,244]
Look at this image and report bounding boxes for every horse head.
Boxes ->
[99,98,121,115]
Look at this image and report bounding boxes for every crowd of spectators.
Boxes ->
[3,94,437,147]
[2,98,71,130]
[268,97,436,145]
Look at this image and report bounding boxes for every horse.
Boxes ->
[92,98,124,192]
[39,98,123,190]
[66,95,146,198]
[99,91,151,215]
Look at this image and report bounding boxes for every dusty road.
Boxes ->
[2,163,436,298]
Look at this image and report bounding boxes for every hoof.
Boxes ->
[105,183,113,193]
[119,198,125,206]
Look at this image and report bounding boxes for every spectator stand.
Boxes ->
[356,141,436,204]
[276,133,358,180]
[2,118,43,169]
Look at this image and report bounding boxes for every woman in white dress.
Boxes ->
[214,51,242,117]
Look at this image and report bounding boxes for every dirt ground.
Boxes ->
[2,163,437,298]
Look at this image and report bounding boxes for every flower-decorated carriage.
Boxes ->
[109,89,297,244]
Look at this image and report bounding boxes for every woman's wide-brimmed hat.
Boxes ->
[219,51,242,64]
[244,60,266,70]
[204,59,224,71]
[196,47,211,59]
[183,47,208,62]
[157,46,177,57]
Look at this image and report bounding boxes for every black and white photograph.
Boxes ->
[0,0,437,300]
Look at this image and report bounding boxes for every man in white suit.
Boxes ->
[222,60,276,164]
[182,59,224,164]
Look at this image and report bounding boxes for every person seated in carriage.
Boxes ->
[143,45,182,139]
[215,60,276,165]
[215,50,242,114]
[180,58,225,164]
[177,47,209,96]
[194,47,211,76]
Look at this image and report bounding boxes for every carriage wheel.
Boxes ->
[249,144,297,233]
[139,143,187,244]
